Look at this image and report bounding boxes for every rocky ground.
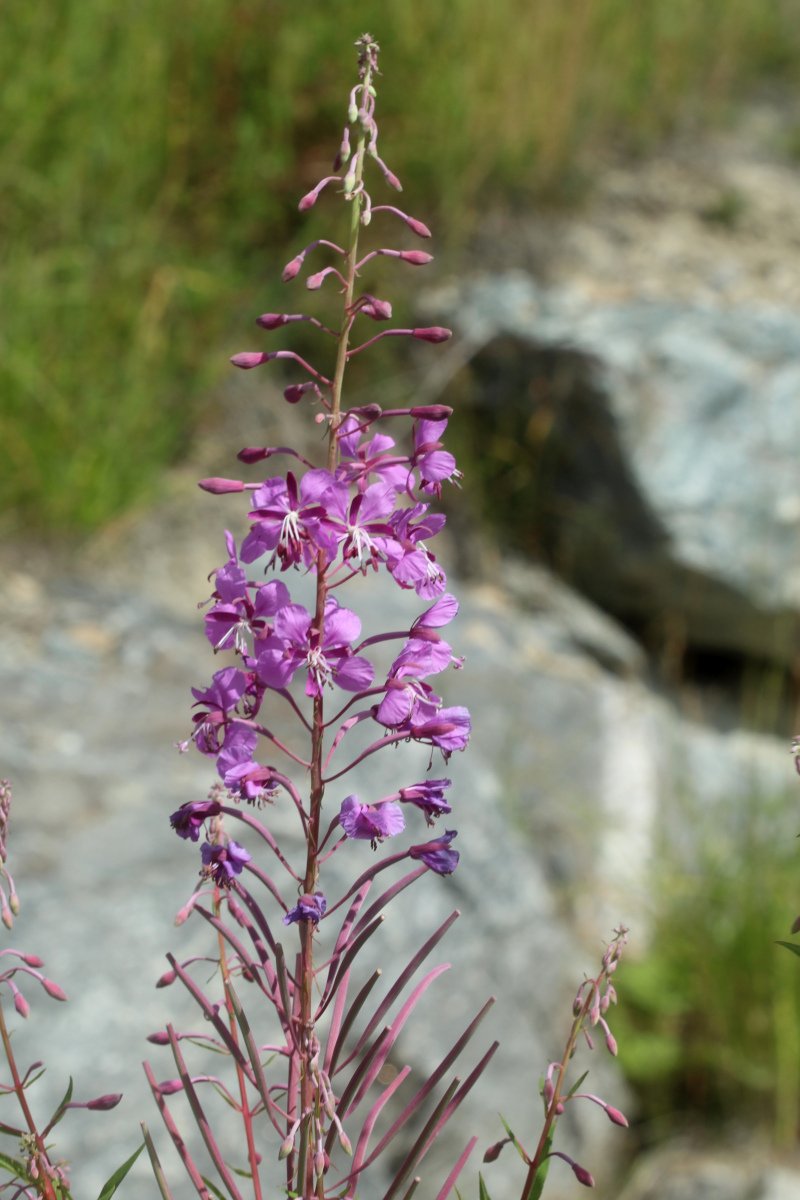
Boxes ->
[3,100,800,1198]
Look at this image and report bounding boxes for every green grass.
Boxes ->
[614,785,800,1146]
[3,0,799,532]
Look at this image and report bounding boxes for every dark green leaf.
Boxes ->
[95,1142,145,1200]
[499,1115,529,1163]
[522,1133,553,1200]
[47,1075,74,1130]
[0,1149,28,1175]
[478,1172,494,1200]
[776,940,800,958]
[564,1070,589,1100]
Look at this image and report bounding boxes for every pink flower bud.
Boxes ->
[279,1135,295,1160]
[230,352,269,369]
[284,382,319,404]
[572,1162,594,1187]
[605,1031,618,1056]
[22,955,44,968]
[412,326,452,343]
[157,1080,183,1096]
[42,978,67,1001]
[147,1031,171,1045]
[298,175,340,212]
[399,251,433,265]
[8,894,19,916]
[360,296,393,321]
[410,405,453,419]
[156,969,176,988]
[86,1093,122,1111]
[2,905,14,930]
[314,1149,326,1176]
[14,991,30,1018]
[256,313,289,330]
[198,478,245,494]
[237,446,270,463]
[483,1138,510,1163]
[406,216,432,238]
[605,1105,629,1127]
[306,270,327,290]
[337,1129,352,1156]
[282,254,305,282]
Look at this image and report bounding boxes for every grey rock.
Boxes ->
[429,272,800,666]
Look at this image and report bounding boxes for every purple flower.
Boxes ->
[283,892,327,925]
[241,470,338,568]
[379,503,447,597]
[411,416,461,496]
[339,795,405,847]
[319,479,396,570]
[256,597,374,698]
[170,800,222,841]
[335,416,409,490]
[398,779,452,825]
[408,830,459,875]
[190,668,249,754]
[410,706,471,757]
[200,840,251,886]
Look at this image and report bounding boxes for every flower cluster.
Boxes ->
[153,36,492,1200]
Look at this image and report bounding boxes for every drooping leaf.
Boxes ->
[564,1069,589,1100]
[499,1114,529,1162]
[95,1142,145,1200]
[43,1075,74,1133]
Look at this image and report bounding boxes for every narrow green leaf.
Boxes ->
[478,1172,494,1200]
[200,1176,228,1200]
[776,940,800,958]
[47,1075,75,1130]
[140,1123,174,1200]
[0,1149,28,1174]
[499,1115,528,1163]
[564,1069,589,1100]
[523,1133,553,1200]
[95,1142,145,1200]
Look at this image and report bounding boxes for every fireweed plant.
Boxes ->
[145,35,629,1199]
[0,781,142,1198]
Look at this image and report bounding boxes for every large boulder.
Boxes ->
[428,273,800,668]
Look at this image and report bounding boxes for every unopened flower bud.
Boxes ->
[256,312,289,330]
[147,1031,171,1045]
[8,893,19,916]
[284,382,319,405]
[343,171,357,195]
[156,969,176,988]
[483,1138,510,1163]
[14,991,30,1018]
[337,1129,352,1156]
[412,327,452,344]
[572,1162,594,1187]
[1,905,13,930]
[42,978,67,1001]
[348,103,359,124]
[361,297,392,321]
[605,1031,618,1056]
[22,955,44,968]
[230,352,269,370]
[605,1105,628,1127]
[314,1149,326,1176]
[399,250,433,265]
[198,478,245,494]
[306,270,327,291]
[281,253,306,282]
[86,1093,122,1111]
[157,1079,183,1096]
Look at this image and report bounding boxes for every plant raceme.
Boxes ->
[148,34,496,1200]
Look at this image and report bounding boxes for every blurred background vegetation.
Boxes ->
[4,0,800,1156]
[3,0,800,532]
